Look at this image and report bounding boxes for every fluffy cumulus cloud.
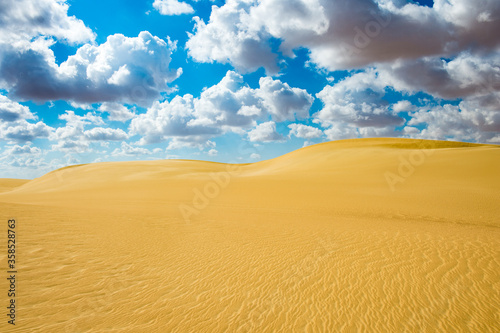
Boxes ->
[378,52,500,100]
[3,144,42,156]
[189,71,262,132]
[153,0,194,15]
[250,153,261,159]
[0,143,46,173]
[0,94,36,122]
[0,121,52,144]
[184,0,500,143]
[1,31,181,105]
[248,121,284,142]
[377,52,500,142]
[129,94,221,147]
[130,70,313,147]
[0,94,52,144]
[258,77,314,121]
[288,123,323,139]
[187,0,500,72]
[111,142,157,156]
[186,0,280,73]
[0,0,95,45]
[98,103,136,122]
[83,127,128,141]
[314,70,404,139]
[403,100,500,143]
[49,111,130,153]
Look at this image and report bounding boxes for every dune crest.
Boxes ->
[1,138,499,332]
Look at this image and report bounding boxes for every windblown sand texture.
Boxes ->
[1,138,499,332]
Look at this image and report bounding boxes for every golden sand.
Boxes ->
[0,138,499,332]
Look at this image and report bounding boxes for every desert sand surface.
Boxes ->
[0,179,30,194]
[0,138,499,332]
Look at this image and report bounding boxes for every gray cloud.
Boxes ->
[378,52,500,100]
[186,0,500,72]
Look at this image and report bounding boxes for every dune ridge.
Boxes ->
[0,138,499,332]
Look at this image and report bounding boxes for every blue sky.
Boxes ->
[0,0,499,178]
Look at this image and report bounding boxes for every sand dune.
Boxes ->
[1,138,499,332]
[0,179,29,194]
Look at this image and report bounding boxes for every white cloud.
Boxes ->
[129,94,220,145]
[405,101,500,143]
[130,70,313,147]
[1,31,181,105]
[0,120,52,144]
[314,70,404,136]
[111,142,154,156]
[257,77,313,122]
[107,65,131,86]
[186,0,500,72]
[308,54,500,142]
[2,144,42,156]
[288,123,323,139]
[406,104,476,141]
[0,94,51,152]
[208,148,218,156]
[392,100,416,113]
[84,127,128,141]
[302,140,314,147]
[0,143,46,176]
[50,111,105,153]
[489,135,500,143]
[183,0,500,144]
[191,71,261,131]
[186,0,279,73]
[50,139,89,154]
[98,103,135,122]
[323,123,359,141]
[0,0,95,45]
[0,94,36,122]
[248,121,284,142]
[0,151,46,170]
[250,153,261,159]
[153,0,194,15]
[58,111,104,127]
[166,138,216,151]
[378,52,500,100]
